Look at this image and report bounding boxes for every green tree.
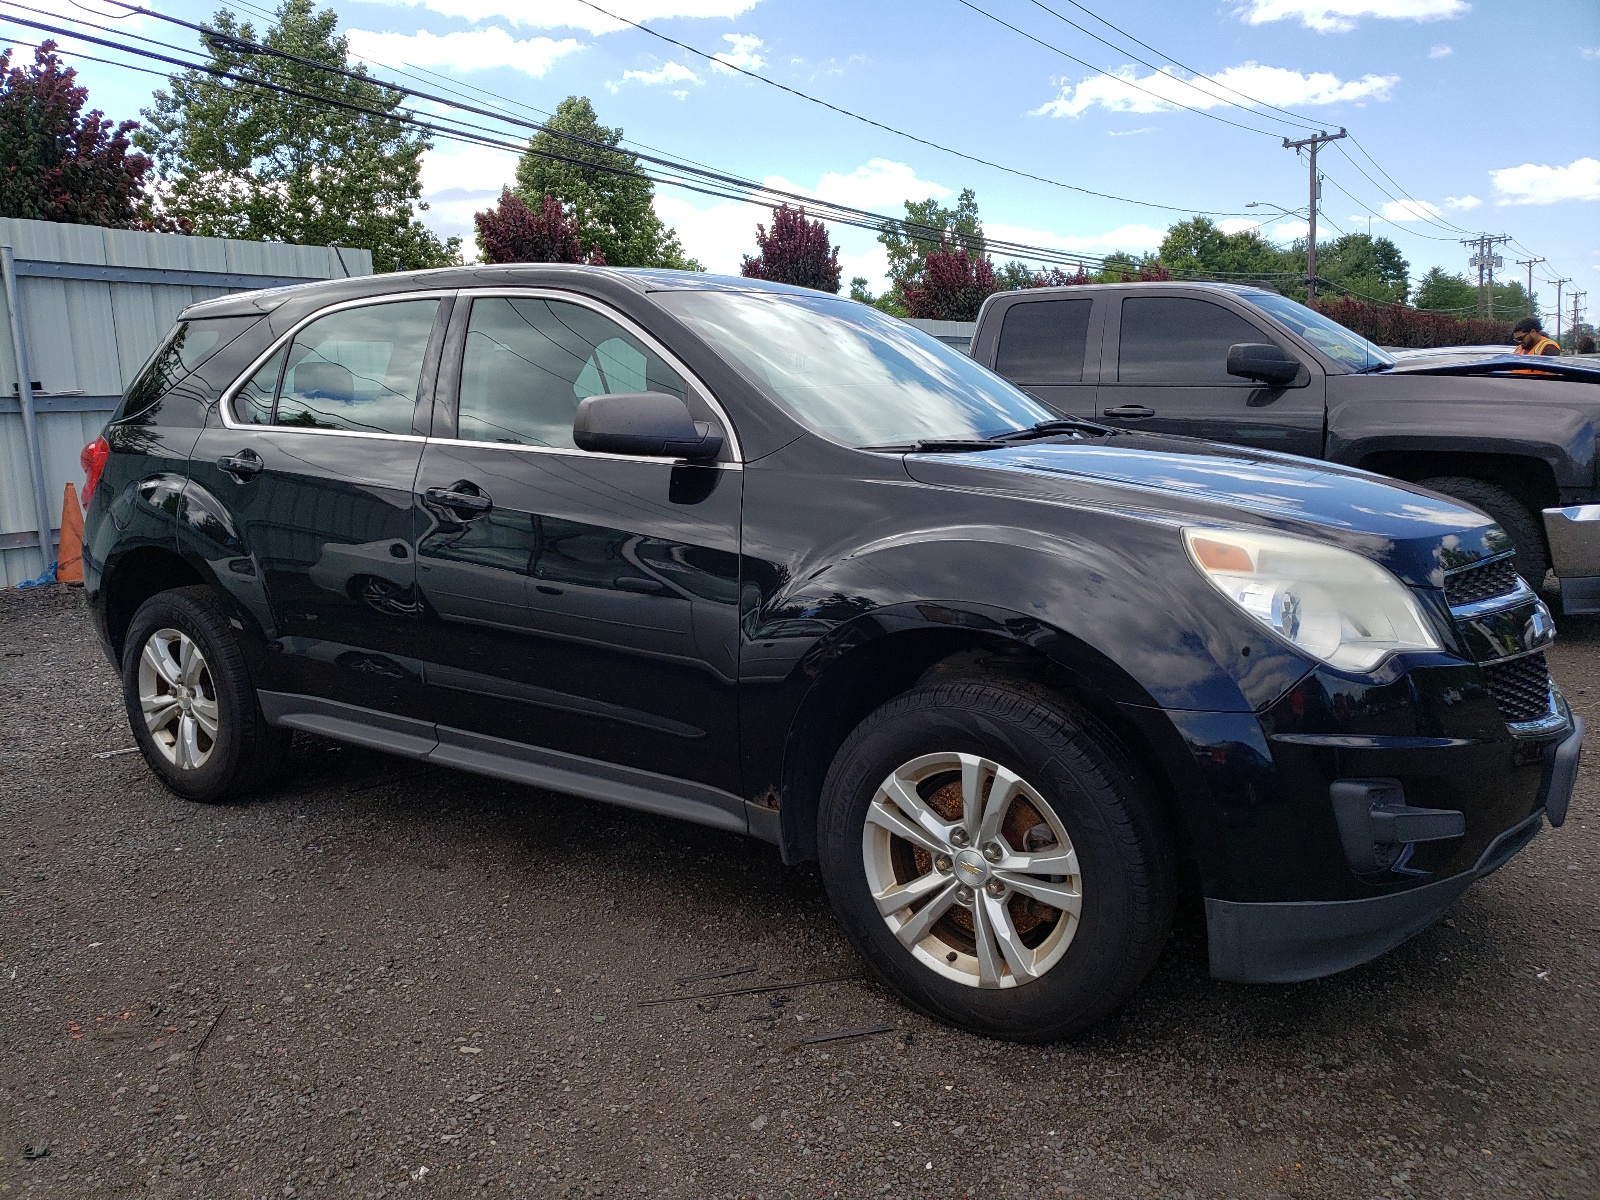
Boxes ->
[1414,267,1479,312]
[137,0,457,271]
[515,96,698,270]
[1307,233,1410,304]
[876,188,983,313]
[1158,217,1298,281]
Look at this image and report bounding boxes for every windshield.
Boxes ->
[654,290,1055,446]
[1246,291,1395,371]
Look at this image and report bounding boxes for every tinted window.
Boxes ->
[273,300,439,433]
[994,299,1093,383]
[234,348,285,426]
[457,297,690,450]
[118,316,256,421]
[1118,297,1269,384]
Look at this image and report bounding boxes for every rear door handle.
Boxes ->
[1103,404,1155,419]
[217,449,264,480]
[424,483,492,516]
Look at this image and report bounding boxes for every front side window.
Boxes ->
[1118,297,1272,385]
[456,297,692,450]
[1245,290,1394,371]
[239,299,440,433]
[994,298,1094,384]
[655,290,1053,447]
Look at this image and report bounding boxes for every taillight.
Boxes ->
[81,436,109,506]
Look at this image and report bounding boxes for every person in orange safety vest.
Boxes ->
[1512,317,1562,357]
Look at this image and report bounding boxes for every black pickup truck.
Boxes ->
[972,282,1600,608]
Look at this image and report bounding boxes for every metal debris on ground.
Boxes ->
[636,973,862,1008]
[797,1024,895,1048]
[673,963,756,986]
[91,747,137,759]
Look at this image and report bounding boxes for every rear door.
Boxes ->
[985,294,1100,418]
[1095,294,1324,457]
[186,293,450,718]
[412,290,744,794]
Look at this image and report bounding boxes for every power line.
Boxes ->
[947,0,1292,139]
[556,0,1256,216]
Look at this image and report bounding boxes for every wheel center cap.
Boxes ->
[953,849,990,886]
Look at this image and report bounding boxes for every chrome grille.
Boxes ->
[1482,652,1553,724]
[1444,555,1518,608]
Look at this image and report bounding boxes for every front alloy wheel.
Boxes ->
[137,627,219,771]
[864,752,1081,989]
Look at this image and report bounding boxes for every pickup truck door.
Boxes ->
[1095,295,1324,457]
[984,294,1101,418]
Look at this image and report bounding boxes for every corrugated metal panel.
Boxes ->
[902,317,976,354]
[0,217,372,586]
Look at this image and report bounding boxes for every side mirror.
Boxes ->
[573,392,724,461]
[1227,342,1301,387]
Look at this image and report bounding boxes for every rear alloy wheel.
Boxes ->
[819,679,1175,1041]
[137,627,220,771]
[121,586,290,803]
[863,751,1082,989]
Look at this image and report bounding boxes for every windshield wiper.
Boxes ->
[858,439,999,453]
[1354,361,1395,373]
[985,418,1116,441]
[859,419,1115,455]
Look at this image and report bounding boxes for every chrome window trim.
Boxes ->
[448,286,744,464]
[218,290,457,436]
[421,435,741,470]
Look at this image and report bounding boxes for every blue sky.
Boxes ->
[16,0,1600,320]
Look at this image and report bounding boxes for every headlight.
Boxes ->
[1184,528,1441,673]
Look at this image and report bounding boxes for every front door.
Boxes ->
[413,292,743,794]
[1096,295,1324,457]
[185,295,448,717]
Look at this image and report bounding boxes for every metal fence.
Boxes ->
[0,217,371,587]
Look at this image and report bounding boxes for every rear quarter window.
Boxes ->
[994,298,1094,383]
[115,316,259,422]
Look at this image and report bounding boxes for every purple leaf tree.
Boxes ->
[475,189,604,265]
[740,204,842,293]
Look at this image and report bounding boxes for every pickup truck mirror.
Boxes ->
[573,392,724,461]
[1227,343,1301,387]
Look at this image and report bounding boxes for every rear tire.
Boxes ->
[121,586,289,803]
[1417,476,1550,588]
[817,679,1174,1041]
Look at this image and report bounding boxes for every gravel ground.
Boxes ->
[1,584,1596,1200]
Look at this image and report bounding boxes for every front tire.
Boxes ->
[817,679,1174,1041]
[121,586,289,803]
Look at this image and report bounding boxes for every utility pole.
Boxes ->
[1461,234,1510,318]
[1548,277,1571,341]
[1515,256,1544,318]
[1575,291,1588,351]
[1282,128,1346,300]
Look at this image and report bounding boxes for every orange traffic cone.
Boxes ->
[57,482,84,585]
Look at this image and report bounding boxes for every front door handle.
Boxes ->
[218,449,264,480]
[424,482,492,516]
[1103,404,1155,419]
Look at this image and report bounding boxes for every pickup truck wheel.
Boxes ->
[817,680,1174,1041]
[121,586,290,803]
[1417,476,1550,588]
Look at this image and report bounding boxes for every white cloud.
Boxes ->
[613,60,699,89]
[766,159,952,210]
[711,33,765,72]
[1376,198,1443,222]
[1428,43,1452,57]
[1032,62,1397,119]
[1445,194,1481,210]
[1491,158,1600,205]
[1108,127,1156,137]
[1219,217,1309,241]
[361,0,762,35]
[419,142,520,196]
[1582,47,1600,60]
[346,27,581,75]
[1234,0,1468,34]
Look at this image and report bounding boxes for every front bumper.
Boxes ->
[1205,716,1582,983]
[1543,504,1600,612]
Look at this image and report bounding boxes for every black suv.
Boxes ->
[83,266,1581,1040]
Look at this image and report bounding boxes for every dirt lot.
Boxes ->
[1,585,1596,1200]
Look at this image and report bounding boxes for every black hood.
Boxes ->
[902,432,1507,589]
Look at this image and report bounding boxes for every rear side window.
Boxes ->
[275,301,440,433]
[117,316,257,421]
[456,297,692,450]
[1118,297,1268,384]
[994,299,1093,383]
